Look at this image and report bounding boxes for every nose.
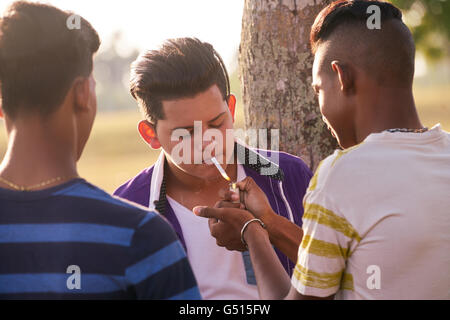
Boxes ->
[194,137,217,158]
[192,121,214,149]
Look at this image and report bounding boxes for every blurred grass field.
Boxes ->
[0,83,449,193]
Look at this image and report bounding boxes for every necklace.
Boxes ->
[385,127,429,133]
[0,175,79,191]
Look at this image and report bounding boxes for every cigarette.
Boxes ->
[211,157,231,182]
[211,157,240,203]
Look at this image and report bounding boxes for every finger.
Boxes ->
[208,219,219,242]
[208,217,218,231]
[193,206,224,220]
[235,176,256,192]
[216,239,225,248]
[239,190,245,203]
[209,221,224,240]
[215,200,241,209]
[223,191,240,202]
[222,191,241,207]
[195,206,254,225]
[226,244,246,252]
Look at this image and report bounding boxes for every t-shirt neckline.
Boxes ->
[364,123,445,144]
[0,178,86,200]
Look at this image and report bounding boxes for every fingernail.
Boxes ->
[231,193,239,201]
[193,206,206,215]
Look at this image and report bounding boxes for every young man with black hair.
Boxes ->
[0,1,200,300]
[114,37,313,299]
[195,0,450,299]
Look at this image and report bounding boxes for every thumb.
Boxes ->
[223,190,240,202]
[235,176,256,192]
[193,206,223,220]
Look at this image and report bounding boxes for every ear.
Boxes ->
[0,106,3,119]
[331,61,355,95]
[138,120,161,149]
[227,94,236,122]
[73,77,91,112]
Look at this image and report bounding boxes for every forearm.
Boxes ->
[264,212,304,263]
[244,223,292,300]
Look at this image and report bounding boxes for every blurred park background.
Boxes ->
[0,0,449,193]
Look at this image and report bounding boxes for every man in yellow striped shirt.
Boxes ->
[194,0,450,300]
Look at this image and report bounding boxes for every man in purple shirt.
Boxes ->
[114,37,312,299]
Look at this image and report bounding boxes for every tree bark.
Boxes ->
[239,0,337,171]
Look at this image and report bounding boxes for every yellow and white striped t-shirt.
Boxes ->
[291,124,450,299]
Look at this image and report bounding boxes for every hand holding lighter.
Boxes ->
[211,157,242,204]
[229,182,242,204]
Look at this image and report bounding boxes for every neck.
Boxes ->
[0,116,78,190]
[354,87,423,144]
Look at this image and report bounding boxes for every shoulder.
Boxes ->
[58,179,160,230]
[278,151,313,179]
[84,181,177,245]
[113,166,154,205]
[308,141,379,193]
[252,147,313,181]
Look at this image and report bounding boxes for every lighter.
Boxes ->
[211,157,240,203]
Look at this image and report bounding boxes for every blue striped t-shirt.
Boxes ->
[0,178,201,299]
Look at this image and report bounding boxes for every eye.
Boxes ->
[177,130,193,141]
[209,121,224,129]
[184,130,194,137]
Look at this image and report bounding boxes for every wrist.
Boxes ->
[261,208,277,234]
[263,211,288,245]
[241,218,267,249]
[244,223,269,249]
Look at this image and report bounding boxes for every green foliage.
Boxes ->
[390,0,450,60]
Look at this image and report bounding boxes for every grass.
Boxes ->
[0,83,448,193]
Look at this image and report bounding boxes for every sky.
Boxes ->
[0,0,433,76]
[0,0,245,70]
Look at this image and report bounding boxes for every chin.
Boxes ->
[177,163,220,180]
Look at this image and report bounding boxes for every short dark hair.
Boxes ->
[0,1,100,118]
[310,0,403,53]
[310,0,415,86]
[130,37,230,125]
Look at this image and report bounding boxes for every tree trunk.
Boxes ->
[239,0,337,171]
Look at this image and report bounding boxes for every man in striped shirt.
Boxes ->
[195,0,450,299]
[0,1,200,299]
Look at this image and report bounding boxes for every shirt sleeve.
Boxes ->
[125,212,201,300]
[291,181,360,297]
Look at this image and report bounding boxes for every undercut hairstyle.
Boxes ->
[0,1,100,118]
[130,37,231,125]
[310,0,416,87]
